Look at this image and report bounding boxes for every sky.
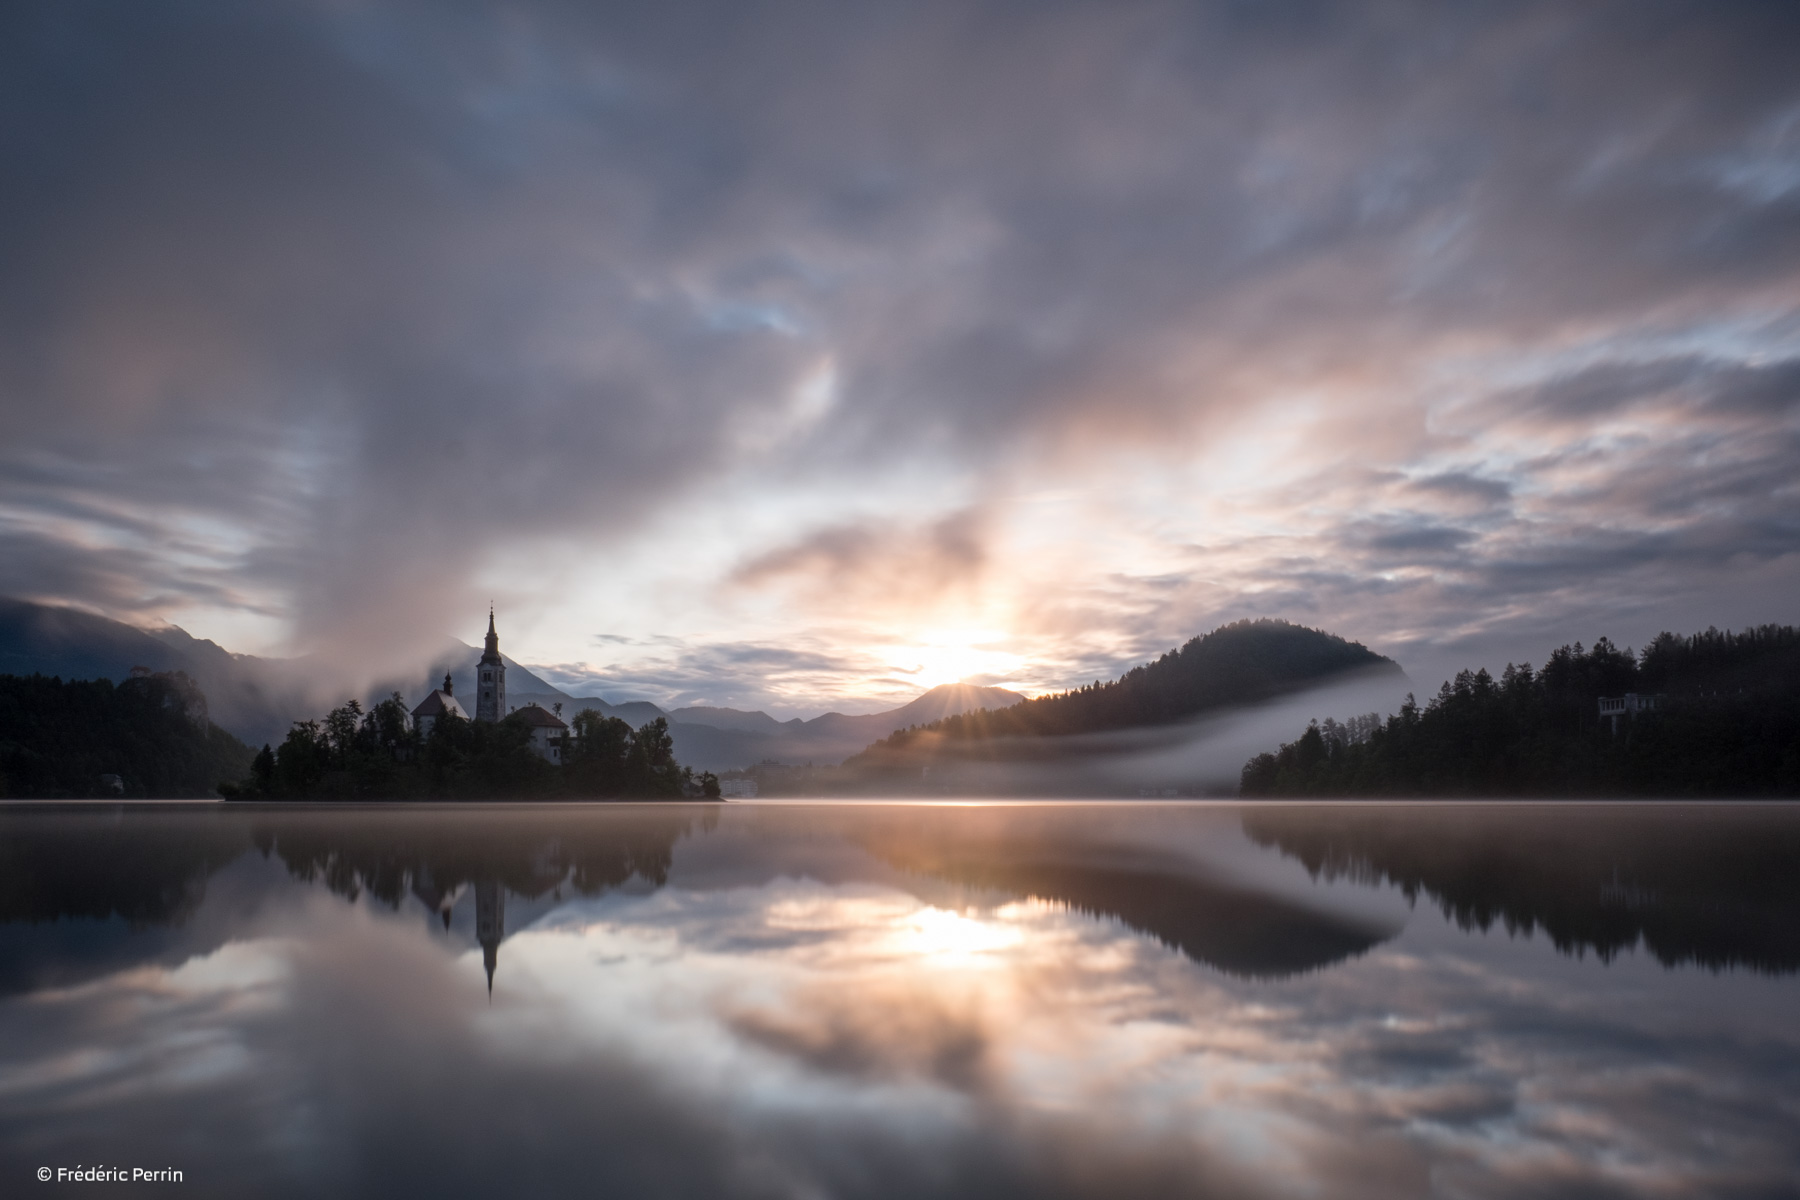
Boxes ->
[1,0,1797,718]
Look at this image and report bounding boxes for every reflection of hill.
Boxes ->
[1243,805,1800,974]
[853,810,1389,978]
[0,808,255,995]
[0,808,249,927]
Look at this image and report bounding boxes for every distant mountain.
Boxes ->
[667,706,793,735]
[517,683,1027,772]
[496,683,1027,772]
[509,692,669,728]
[660,683,1028,771]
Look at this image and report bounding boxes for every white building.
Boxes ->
[1598,692,1659,733]
[512,703,570,762]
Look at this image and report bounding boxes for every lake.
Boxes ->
[2,801,1797,1198]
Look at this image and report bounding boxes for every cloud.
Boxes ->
[0,0,1798,703]
[731,509,988,606]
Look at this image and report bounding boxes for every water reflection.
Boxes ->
[0,802,1796,1199]
[1244,804,1800,972]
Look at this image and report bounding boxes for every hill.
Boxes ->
[0,671,256,798]
[841,620,1399,789]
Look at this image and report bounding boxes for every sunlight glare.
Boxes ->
[886,630,1023,690]
[895,906,1022,961]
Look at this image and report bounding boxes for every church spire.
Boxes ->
[476,609,506,722]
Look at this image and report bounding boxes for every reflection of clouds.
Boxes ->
[501,877,1800,1197]
[1,852,1797,1197]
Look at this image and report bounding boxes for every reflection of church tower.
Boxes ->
[475,879,505,995]
[476,608,506,724]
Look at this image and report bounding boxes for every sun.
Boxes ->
[886,630,1024,690]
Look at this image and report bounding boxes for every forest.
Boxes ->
[1240,625,1800,797]
[0,671,255,799]
[226,698,718,801]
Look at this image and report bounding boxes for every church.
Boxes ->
[409,610,569,759]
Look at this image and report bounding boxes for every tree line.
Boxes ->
[0,672,255,799]
[1240,625,1800,797]
[224,698,720,800]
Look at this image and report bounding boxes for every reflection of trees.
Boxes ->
[1243,805,1800,973]
[846,808,1389,979]
[0,809,250,926]
[0,806,712,927]
[251,806,710,910]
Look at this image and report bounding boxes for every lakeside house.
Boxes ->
[1598,692,1660,734]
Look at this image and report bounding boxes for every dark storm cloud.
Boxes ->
[2,0,1798,682]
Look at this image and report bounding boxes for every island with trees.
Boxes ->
[224,699,719,800]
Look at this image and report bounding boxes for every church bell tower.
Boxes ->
[476,608,506,723]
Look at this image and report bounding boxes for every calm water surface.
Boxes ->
[2,802,1797,1199]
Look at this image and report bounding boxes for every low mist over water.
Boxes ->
[2,802,1796,1198]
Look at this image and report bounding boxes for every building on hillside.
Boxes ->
[412,673,468,739]
[717,777,757,799]
[476,608,507,724]
[513,703,569,762]
[1598,692,1659,734]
